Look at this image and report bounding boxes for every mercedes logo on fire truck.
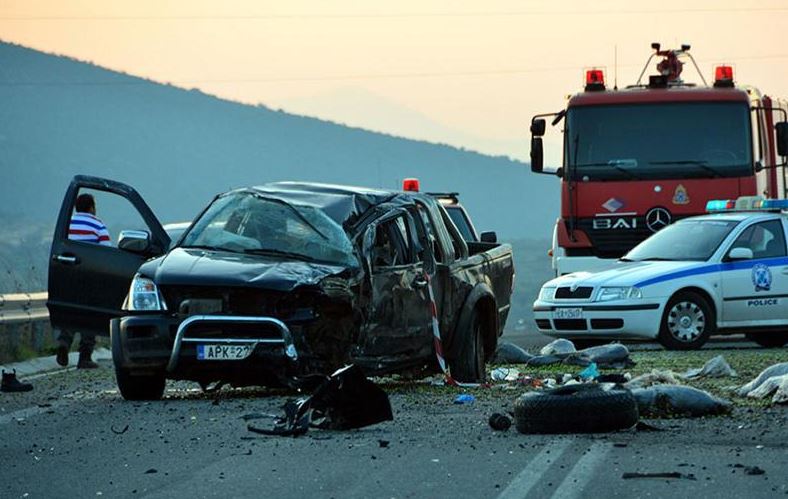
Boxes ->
[645,207,672,232]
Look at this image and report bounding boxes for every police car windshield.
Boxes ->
[624,219,739,262]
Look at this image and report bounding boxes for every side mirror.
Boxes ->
[480,231,497,243]
[530,137,544,173]
[727,247,753,261]
[118,230,151,253]
[530,118,546,137]
[776,122,788,157]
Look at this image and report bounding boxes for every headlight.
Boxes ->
[538,287,556,301]
[597,286,642,302]
[125,274,167,311]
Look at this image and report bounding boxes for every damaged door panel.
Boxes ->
[355,210,433,367]
[50,177,515,399]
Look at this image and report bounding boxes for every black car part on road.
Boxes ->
[513,383,638,434]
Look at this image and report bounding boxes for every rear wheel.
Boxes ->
[116,368,166,401]
[745,332,788,348]
[658,291,713,350]
[450,309,485,383]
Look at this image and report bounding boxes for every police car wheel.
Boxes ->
[658,291,714,350]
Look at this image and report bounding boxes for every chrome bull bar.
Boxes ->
[166,315,298,372]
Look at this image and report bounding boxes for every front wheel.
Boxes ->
[746,332,788,348]
[116,368,166,401]
[658,291,714,350]
[449,309,485,383]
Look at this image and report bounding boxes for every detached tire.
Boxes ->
[746,332,788,348]
[450,309,485,383]
[116,369,166,401]
[514,384,638,434]
[658,291,714,350]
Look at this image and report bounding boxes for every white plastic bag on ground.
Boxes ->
[681,355,737,379]
[624,369,683,389]
[540,339,576,356]
[746,373,788,404]
[736,362,788,396]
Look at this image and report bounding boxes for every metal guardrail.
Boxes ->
[0,292,49,325]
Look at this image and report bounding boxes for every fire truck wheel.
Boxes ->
[658,291,714,350]
[513,383,638,434]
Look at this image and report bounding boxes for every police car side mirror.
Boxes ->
[727,247,753,261]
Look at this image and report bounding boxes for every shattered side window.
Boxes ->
[416,204,443,263]
[372,215,414,267]
[181,192,358,267]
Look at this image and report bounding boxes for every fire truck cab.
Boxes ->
[531,43,788,276]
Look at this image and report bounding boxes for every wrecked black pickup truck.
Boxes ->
[48,176,514,400]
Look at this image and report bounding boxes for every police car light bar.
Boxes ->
[759,199,788,210]
[705,199,735,211]
[706,196,788,212]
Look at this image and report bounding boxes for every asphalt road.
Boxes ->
[2,357,786,499]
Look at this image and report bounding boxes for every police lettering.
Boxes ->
[746,298,778,307]
[593,218,637,230]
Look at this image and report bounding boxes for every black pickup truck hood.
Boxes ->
[141,247,352,292]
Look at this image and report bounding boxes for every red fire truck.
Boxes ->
[530,43,788,276]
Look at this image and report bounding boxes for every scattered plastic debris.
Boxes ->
[490,367,520,382]
[453,394,475,405]
[488,413,512,431]
[631,385,732,417]
[540,339,576,356]
[492,342,535,364]
[624,370,683,389]
[579,362,600,380]
[681,355,737,379]
[573,343,635,368]
[745,374,788,404]
[737,363,788,397]
[246,365,393,437]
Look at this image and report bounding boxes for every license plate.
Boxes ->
[552,308,583,319]
[197,344,253,361]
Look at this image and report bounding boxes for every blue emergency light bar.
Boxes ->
[706,197,788,212]
[759,199,788,210]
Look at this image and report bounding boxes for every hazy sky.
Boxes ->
[2,0,787,160]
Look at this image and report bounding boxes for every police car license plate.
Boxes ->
[197,344,253,361]
[552,308,583,319]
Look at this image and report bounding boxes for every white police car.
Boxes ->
[533,197,788,350]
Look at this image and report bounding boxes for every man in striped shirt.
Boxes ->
[68,193,111,245]
[57,193,110,369]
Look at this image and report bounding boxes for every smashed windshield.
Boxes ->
[566,102,752,181]
[181,192,358,267]
[624,219,739,262]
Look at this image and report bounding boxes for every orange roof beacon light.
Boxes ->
[714,65,735,88]
[584,68,605,92]
[402,178,420,192]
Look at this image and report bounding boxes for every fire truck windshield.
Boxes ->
[565,102,752,181]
